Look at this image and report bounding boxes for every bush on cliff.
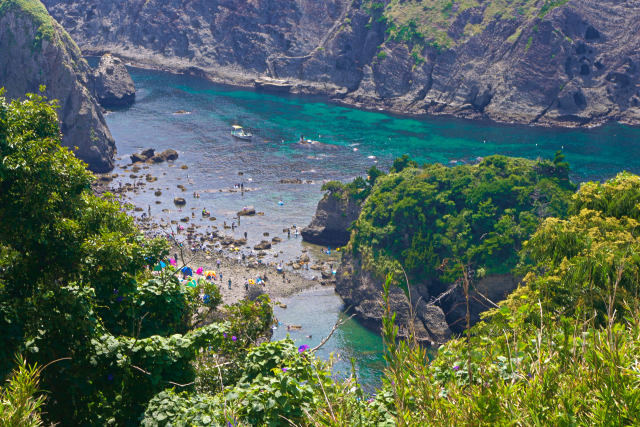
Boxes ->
[350,154,575,285]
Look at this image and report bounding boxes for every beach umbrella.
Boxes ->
[196,267,203,275]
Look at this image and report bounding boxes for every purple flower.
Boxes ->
[107,374,114,381]
[113,288,119,295]
[453,365,460,371]
[282,367,288,372]
[298,344,309,353]
[223,333,227,338]
[116,296,123,302]
[232,336,237,341]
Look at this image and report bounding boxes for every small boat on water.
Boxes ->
[231,125,253,140]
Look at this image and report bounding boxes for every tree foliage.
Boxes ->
[351,155,575,285]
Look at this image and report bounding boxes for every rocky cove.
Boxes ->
[40,0,640,129]
[88,64,640,383]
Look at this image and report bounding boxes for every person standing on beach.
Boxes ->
[228,278,232,289]
[244,279,249,291]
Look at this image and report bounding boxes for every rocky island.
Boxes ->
[304,154,575,344]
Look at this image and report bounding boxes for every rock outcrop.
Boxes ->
[42,0,640,127]
[92,54,135,108]
[41,0,348,84]
[336,253,518,345]
[301,189,362,247]
[0,0,115,172]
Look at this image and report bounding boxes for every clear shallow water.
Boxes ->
[104,65,640,390]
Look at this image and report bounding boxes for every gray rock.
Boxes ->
[254,240,271,250]
[147,149,179,164]
[92,54,135,108]
[173,197,186,206]
[302,188,362,247]
[0,2,115,172]
[238,206,256,216]
[335,252,518,345]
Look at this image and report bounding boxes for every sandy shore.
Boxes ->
[172,245,327,305]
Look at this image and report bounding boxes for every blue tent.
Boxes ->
[181,266,193,277]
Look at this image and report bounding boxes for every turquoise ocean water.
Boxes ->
[104,66,640,390]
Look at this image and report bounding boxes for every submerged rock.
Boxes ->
[92,54,135,108]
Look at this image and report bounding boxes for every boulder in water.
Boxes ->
[174,197,186,206]
[238,206,256,216]
[93,54,136,108]
[254,240,271,250]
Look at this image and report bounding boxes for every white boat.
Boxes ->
[231,125,253,140]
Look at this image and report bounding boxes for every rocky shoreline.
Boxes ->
[93,152,341,307]
[42,0,640,129]
[80,50,631,130]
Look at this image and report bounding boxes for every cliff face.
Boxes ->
[336,252,518,345]
[301,190,362,247]
[41,0,349,84]
[0,0,115,172]
[42,0,640,127]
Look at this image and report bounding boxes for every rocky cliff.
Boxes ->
[335,252,518,345]
[41,0,348,85]
[42,0,640,127]
[0,0,115,172]
[301,188,362,247]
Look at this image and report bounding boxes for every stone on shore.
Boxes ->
[254,240,272,250]
[174,197,186,206]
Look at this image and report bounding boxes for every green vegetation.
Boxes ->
[0,356,45,427]
[366,0,573,52]
[0,91,275,424]
[0,0,56,49]
[366,171,640,425]
[2,89,640,425]
[350,153,575,285]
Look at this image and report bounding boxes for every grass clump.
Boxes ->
[0,0,56,49]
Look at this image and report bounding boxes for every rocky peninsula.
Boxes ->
[0,0,116,172]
